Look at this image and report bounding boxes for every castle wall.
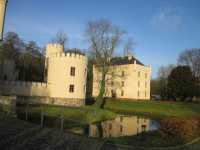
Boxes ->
[0,81,49,97]
[93,63,151,100]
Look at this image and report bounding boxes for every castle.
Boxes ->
[0,44,87,107]
[93,56,151,100]
[0,44,151,107]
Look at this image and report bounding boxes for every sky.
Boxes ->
[4,0,200,78]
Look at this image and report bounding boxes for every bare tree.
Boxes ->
[85,19,124,108]
[157,64,175,99]
[52,31,68,49]
[123,37,135,57]
[178,49,200,78]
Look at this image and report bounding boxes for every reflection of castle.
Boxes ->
[89,116,150,138]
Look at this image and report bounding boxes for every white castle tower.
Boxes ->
[45,44,88,106]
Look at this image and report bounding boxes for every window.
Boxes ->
[120,116,123,122]
[70,67,75,76]
[3,75,7,80]
[84,85,86,92]
[138,91,140,97]
[137,117,140,124]
[122,81,124,87]
[138,71,141,77]
[69,84,74,93]
[145,91,147,97]
[142,125,147,132]
[122,71,125,77]
[109,124,112,130]
[112,72,114,77]
[145,82,147,88]
[138,81,140,87]
[121,90,124,96]
[111,81,114,86]
[120,125,123,132]
[145,73,147,79]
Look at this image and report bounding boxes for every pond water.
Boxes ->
[67,115,160,138]
[16,107,160,138]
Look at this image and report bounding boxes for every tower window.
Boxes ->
[70,67,75,76]
[138,81,140,87]
[145,82,147,88]
[69,84,74,93]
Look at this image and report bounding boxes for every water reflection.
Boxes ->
[89,115,156,138]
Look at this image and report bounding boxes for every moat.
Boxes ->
[67,115,159,138]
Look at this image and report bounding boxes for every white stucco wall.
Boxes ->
[46,52,87,99]
[93,61,151,100]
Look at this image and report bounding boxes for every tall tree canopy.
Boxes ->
[178,49,200,78]
[51,31,68,50]
[0,32,44,82]
[168,66,195,101]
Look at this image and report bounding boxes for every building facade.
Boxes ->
[92,56,151,100]
[0,44,151,106]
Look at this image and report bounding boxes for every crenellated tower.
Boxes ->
[45,44,88,106]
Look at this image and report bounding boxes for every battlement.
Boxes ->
[46,44,64,58]
[0,80,48,88]
[47,52,87,61]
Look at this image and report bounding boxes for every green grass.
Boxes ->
[18,105,116,124]
[104,99,200,118]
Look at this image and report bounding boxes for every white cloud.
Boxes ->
[151,7,183,31]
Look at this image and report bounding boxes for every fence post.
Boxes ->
[60,107,64,131]
[40,105,44,128]
[25,103,29,121]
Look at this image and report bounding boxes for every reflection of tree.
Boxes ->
[160,117,199,141]
[97,123,103,138]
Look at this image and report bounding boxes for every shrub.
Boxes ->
[160,117,199,141]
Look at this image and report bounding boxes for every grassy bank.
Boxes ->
[17,105,116,124]
[104,99,200,118]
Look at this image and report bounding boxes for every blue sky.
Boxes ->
[4,0,200,78]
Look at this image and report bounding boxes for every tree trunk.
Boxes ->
[95,72,106,108]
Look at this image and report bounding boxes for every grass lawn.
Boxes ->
[104,99,200,118]
[17,104,116,124]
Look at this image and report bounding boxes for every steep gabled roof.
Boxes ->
[111,56,144,66]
